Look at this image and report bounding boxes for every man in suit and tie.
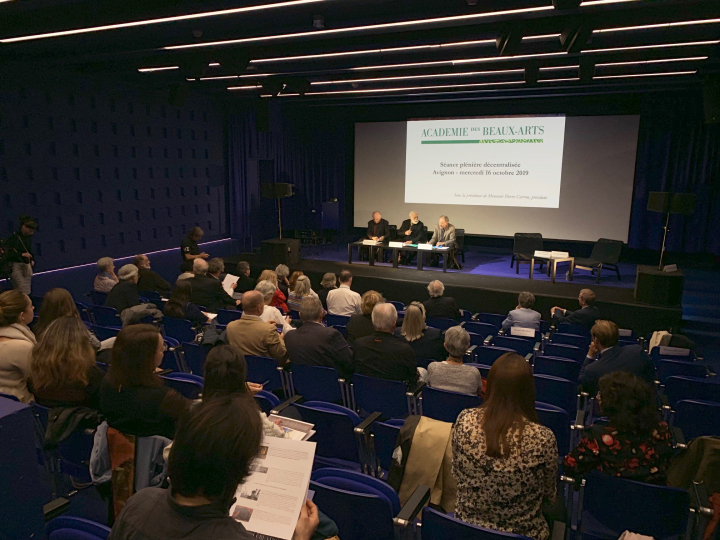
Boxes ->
[398,211,425,265]
[578,320,654,394]
[284,297,353,379]
[188,258,239,313]
[502,291,542,332]
[363,211,390,262]
[428,215,460,268]
[227,290,289,366]
[551,288,600,329]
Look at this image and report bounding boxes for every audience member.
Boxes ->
[579,320,654,394]
[551,288,600,328]
[258,269,289,314]
[502,291,542,332]
[227,291,289,365]
[396,301,445,363]
[180,226,209,265]
[284,297,353,379]
[0,290,36,402]
[33,288,101,351]
[99,324,189,439]
[255,280,294,334]
[427,327,484,396]
[30,317,104,408]
[346,290,384,347]
[163,280,209,326]
[288,270,304,293]
[234,261,255,294]
[353,303,417,385]
[287,275,315,312]
[564,372,673,485]
[176,269,195,282]
[189,259,239,313]
[453,353,558,540]
[94,257,119,293]
[326,270,362,316]
[104,264,142,314]
[109,395,321,540]
[134,254,171,296]
[423,280,460,320]
[275,264,291,298]
[317,272,337,310]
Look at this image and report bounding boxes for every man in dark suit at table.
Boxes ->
[398,211,425,265]
[363,211,390,262]
[551,288,600,329]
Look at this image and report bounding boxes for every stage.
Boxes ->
[227,245,682,335]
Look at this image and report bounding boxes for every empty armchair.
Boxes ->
[573,238,623,283]
[511,233,544,274]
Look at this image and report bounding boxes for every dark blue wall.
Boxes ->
[0,77,228,272]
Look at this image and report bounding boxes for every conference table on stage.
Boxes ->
[348,241,451,272]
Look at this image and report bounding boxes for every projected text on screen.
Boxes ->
[405,116,566,208]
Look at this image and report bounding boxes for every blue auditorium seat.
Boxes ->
[290,364,346,405]
[420,386,481,424]
[422,506,532,540]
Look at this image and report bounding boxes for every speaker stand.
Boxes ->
[658,212,670,270]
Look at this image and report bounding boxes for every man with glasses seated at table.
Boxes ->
[362,211,389,262]
[429,215,462,269]
[398,211,425,265]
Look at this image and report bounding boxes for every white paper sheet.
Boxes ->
[222,273,240,297]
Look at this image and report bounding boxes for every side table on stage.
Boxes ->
[348,241,450,272]
[529,251,575,284]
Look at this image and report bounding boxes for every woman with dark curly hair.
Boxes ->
[563,371,673,484]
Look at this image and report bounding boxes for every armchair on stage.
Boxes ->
[573,238,623,283]
[511,232,545,274]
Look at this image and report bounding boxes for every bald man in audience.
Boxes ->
[227,291,289,366]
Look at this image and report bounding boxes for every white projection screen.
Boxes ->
[354,115,640,242]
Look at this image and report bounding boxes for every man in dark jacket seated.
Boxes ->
[422,280,460,321]
[134,254,171,297]
[578,320,655,395]
[105,264,142,313]
[551,288,600,329]
[189,259,239,313]
[398,211,425,265]
[362,211,390,262]
[234,261,255,295]
[284,297,353,379]
[353,303,417,385]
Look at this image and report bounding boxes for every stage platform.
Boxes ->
[227,246,682,335]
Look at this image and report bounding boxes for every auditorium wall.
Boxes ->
[0,76,228,272]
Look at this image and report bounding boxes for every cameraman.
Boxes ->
[6,216,37,294]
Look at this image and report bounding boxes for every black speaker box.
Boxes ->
[647,192,670,213]
[703,74,720,124]
[635,265,684,307]
[261,238,301,266]
[260,183,294,198]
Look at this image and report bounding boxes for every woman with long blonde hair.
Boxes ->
[30,316,104,408]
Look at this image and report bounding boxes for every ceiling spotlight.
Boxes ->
[313,15,325,29]
[466,0,479,5]
[192,29,203,39]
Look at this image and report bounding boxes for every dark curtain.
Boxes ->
[227,102,348,251]
[629,93,720,255]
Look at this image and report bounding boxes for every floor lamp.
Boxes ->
[646,192,697,270]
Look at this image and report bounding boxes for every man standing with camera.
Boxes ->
[6,215,38,294]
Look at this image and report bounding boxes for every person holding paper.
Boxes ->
[189,258,239,313]
[398,211,425,265]
[551,288,600,329]
[501,292,542,332]
[108,395,321,540]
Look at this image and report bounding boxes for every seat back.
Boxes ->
[492,336,535,357]
[296,402,361,464]
[534,374,576,414]
[421,387,481,423]
[535,401,572,456]
[371,419,404,473]
[463,322,497,339]
[674,400,720,439]
[513,233,543,256]
[551,332,590,349]
[92,325,120,342]
[216,309,242,325]
[466,363,492,379]
[246,355,283,392]
[474,346,515,365]
[326,314,350,327]
[650,347,695,365]
[290,364,344,404]
[160,373,204,399]
[352,375,410,419]
[422,506,532,540]
[387,300,405,311]
[533,356,582,382]
[476,313,505,329]
[89,291,107,306]
[466,332,486,349]
[557,323,591,339]
[75,302,93,324]
[331,325,347,338]
[181,342,207,375]
[254,390,281,416]
[656,359,706,384]
[590,238,623,264]
[581,470,690,539]
[543,343,585,363]
[665,376,720,408]
[162,317,196,343]
[160,337,183,372]
[46,517,111,540]
[91,305,121,327]
[455,228,465,250]
[426,317,457,331]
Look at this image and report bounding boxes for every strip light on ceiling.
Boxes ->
[293,80,525,96]
[227,85,263,90]
[595,56,708,67]
[0,0,327,43]
[199,73,274,81]
[350,51,568,72]
[594,18,720,33]
[164,5,555,50]
[594,70,697,79]
[537,77,581,82]
[138,66,179,72]
[310,68,525,85]
[539,65,579,70]
[585,40,720,54]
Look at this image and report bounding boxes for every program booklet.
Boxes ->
[231,436,317,540]
[268,415,316,441]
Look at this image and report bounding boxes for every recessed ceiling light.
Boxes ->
[594,70,697,79]
[595,56,708,67]
[164,5,554,50]
[1,0,327,43]
[585,40,720,54]
[137,66,180,72]
[311,68,525,85]
[594,18,720,33]
[282,80,525,96]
